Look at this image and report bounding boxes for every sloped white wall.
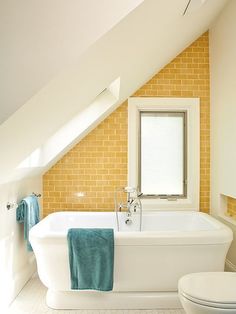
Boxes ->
[0,0,228,185]
[210,0,236,269]
[0,177,42,307]
[0,0,144,123]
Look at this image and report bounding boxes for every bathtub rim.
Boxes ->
[29,211,233,246]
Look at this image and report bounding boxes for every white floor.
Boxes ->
[6,275,185,314]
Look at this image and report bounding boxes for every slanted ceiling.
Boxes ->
[0,0,144,123]
[0,0,228,184]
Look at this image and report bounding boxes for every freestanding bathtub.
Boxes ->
[29,211,232,310]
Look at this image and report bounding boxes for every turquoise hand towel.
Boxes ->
[67,228,114,291]
[16,195,40,251]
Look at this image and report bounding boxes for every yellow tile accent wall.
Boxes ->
[227,197,236,217]
[43,31,210,216]
[43,104,128,216]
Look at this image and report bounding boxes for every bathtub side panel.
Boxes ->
[32,240,229,292]
[32,239,71,290]
[113,243,229,291]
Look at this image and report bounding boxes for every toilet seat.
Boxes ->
[180,291,236,309]
[178,272,236,310]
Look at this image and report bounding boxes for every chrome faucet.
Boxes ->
[115,187,143,231]
[124,186,137,214]
[118,187,139,213]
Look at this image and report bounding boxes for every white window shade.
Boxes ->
[140,112,185,196]
[128,97,200,211]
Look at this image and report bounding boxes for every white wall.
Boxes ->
[210,0,236,269]
[0,176,42,308]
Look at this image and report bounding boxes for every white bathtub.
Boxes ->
[29,211,232,310]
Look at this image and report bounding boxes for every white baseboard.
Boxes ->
[225,259,236,272]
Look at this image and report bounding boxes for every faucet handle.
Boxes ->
[124,186,136,193]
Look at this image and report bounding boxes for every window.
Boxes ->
[139,111,187,198]
[128,97,199,210]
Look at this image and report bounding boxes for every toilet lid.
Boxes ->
[179,272,236,306]
[180,292,236,309]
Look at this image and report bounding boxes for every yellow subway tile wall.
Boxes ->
[227,197,236,217]
[43,31,210,216]
[43,104,128,216]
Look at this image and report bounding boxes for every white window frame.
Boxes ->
[128,97,200,211]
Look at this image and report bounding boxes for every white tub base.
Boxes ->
[46,289,182,310]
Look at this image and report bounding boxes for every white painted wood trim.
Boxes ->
[128,97,200,211]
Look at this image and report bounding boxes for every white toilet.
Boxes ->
[178,272,236,314]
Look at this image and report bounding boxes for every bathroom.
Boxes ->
[1,0,236,313]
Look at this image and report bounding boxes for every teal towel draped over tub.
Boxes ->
[16,195,40,251]
[67,228,114,291]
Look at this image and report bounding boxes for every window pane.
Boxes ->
[140,112,185,195]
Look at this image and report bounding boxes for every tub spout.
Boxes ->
[125,218,132,225]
